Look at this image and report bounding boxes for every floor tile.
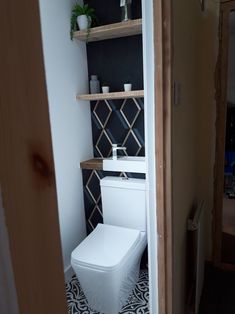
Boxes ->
[66,269,149,314]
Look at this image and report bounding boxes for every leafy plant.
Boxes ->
[70,3,96,40]
[124,77,131,84]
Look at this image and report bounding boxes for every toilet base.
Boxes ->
[66,269,149,314]
[71,233,147,314]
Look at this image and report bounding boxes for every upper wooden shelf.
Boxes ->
[73,19,142,42]
[77,90,144,101]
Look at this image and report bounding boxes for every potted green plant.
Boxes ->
[70,3,96,40]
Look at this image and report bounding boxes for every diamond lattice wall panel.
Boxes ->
[91,97,144,158]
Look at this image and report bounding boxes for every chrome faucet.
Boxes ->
[112,144,127,160]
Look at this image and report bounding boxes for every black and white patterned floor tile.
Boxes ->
[66,269,149,314]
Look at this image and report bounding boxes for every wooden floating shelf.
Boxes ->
[73,19,142,42]
[80,158,103,170]
[77,90,144,101]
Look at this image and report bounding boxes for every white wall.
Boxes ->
[39,0,93,278]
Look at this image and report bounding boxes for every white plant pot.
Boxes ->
[77,15,89,30]
[124,83,132,91]
[102,86,110,93]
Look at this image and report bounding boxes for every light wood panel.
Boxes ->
[0,1,67,313]
[80,159,103,170]
[74,19,142,42]
[77,90,144,101]
[154,0,173,313]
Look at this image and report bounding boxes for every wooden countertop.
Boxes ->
[80,158,103,170]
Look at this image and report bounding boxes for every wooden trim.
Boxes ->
[163,1,173,313]
[77,90,144,101]
[74,19,142,42]
[80,158,103,170]
[0,1,68,313]
[213,1,235,267]
[154,0,173,313]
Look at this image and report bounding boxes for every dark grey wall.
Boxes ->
[86,0,143,91]
[85,0,142,25]
[85,0,144,157]
[87,35,143,92]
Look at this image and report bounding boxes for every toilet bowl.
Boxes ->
[71,224,147,314]
[71,177,147,314]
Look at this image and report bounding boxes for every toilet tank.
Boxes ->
[100,177,146,231]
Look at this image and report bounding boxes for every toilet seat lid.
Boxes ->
[71,224,141,270]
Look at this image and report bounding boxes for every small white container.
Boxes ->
[102,86,110,93]
[124,83,132,91]
[77,15,89,30]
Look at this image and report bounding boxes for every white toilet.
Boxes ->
[71,176,147,314]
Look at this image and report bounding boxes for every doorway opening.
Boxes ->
[0,0,172,313]
[213,0,235,270]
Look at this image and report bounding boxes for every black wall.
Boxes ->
[86,0,143,91]
[84,0,144,158]
[81,1,146,265]
[85,0,142,25]
[87,35,143,92]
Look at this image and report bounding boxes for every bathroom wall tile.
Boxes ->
[91,97,145,158]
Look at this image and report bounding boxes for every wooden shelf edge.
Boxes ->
[74,19,142,42]
[76,90,144,101]
[80,158,103,170]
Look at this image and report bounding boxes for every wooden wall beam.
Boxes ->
[0,1,68,313]
[154,0,173,313]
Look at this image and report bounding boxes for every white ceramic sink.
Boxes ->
[103,156,146,173]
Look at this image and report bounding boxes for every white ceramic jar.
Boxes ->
[124,83,132,91]
[102,86,110,93]
[77,15,89,30]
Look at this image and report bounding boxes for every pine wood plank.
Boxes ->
[77,90,144,101]
[80,158,103,170]
[154,1,173,314]
[74,19,142,42]
[0,1,68,313]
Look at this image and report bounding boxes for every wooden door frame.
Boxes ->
[213,0,235,268]
[0,0,173,313]
[0,0,68,313]
[154,1,173,313]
